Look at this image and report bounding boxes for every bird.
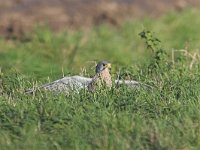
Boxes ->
[87,61,112,91]
[25,61,152,94]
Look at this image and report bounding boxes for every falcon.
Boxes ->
[25,61,152,94]
[88,61,112,91]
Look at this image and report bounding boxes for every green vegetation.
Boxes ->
[0,9,200,149]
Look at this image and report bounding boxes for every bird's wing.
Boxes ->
[114,79,153,90]
[25,76,92,94]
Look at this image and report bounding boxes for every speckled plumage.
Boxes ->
[88,67,112,91]
[25,76,92,94]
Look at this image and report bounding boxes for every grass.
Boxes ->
[0,9,200,149]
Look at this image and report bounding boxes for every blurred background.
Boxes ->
[0,0,197,38]
[0,0,200,79]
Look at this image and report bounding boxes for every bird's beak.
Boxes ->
[105,63,111,69]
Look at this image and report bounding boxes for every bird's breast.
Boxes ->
[100,68,112,87]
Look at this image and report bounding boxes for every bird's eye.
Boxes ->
[103,64,105,66]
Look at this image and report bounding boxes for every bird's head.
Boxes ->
[95,61,111,74]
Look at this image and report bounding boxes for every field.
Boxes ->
[0,9,200,149]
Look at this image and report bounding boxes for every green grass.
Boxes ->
[1,9,200,150]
